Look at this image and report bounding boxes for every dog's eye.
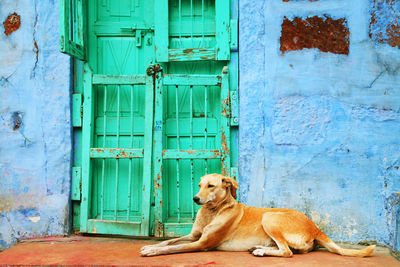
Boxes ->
[208,184,214,188]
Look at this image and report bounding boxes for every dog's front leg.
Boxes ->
[140,233,200,251]
[141,218,233,257]
[140,238,209,257]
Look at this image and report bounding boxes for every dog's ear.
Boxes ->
[222,176,238,199]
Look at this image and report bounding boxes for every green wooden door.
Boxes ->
[152,67,231,237]
[60,0,238,237]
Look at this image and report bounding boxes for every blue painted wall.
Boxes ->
[0,0,71,250]
[239,0,400,249]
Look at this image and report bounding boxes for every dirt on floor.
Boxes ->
[0,235,399,266]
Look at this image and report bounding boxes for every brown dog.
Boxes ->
[140,173,375,257]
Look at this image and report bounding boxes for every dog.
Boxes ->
[140,173,375,257]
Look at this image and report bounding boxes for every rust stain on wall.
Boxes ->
[370,0,400,49]
[3,13,21,36]
[280,15,350,55]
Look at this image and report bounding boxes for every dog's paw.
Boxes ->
[140,244,157,252]
[140,246,162,257]
[248,246,264,253]
[252,248,266,257]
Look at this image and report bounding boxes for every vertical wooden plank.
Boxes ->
[127,85,134,220]
[100,85,107,220]
[179,0,182,47]
[220,66,231,176]
[76,0,84,46]
[190,86,194,220]
[204,85,208,174]
[175,85,181,223]
[216,0,230,60]
[201,0,205,46]
[190,0,194,47]
[80,63,94,232]
[114,85,121,221]
[153,69,164,237]
[155,0,169,62]
[141,75,154,236]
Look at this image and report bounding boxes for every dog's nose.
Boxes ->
[193,196,200,203]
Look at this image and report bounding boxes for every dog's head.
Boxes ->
[193,173,238,206]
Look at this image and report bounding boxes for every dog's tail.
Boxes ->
[316,231,375,257]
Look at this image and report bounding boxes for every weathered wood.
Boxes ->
[155,0,169,62]
[90,148,144,158]
[216,0,230,60]
[168,48,215,61]
[80,64,94,232]
[92,74,146,85]
[153,68,164,237]
[220,66,231,176]
[162,149,221,159]
[141,74,155,236]
[87,219,141,236]
[163,74,221,86]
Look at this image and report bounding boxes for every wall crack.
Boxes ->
[30,1,39,79]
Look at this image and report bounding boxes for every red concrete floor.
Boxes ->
[0,236,399,266]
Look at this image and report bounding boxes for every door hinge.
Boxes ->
[230,91,239,126]
[71,166,82,201]
[230,19,238,51]
[72,93,83,127]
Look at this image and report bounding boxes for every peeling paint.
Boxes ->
[3,13,20,36]
[280,15,350,55]
[370,0,400,49]
[28,216,40,223]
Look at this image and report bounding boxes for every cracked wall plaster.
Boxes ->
[240,0,400,250]
[0,0,71,251]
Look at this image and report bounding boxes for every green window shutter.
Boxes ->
[154,0,230,62]
[59,0,85,60]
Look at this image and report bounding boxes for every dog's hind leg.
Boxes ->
[250,213,293,257]
[250,235,292,257]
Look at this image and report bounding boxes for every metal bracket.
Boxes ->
[230,19,238,51]
[71,166,82,201]
[230,91,239,126]
[72,93,83,127]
